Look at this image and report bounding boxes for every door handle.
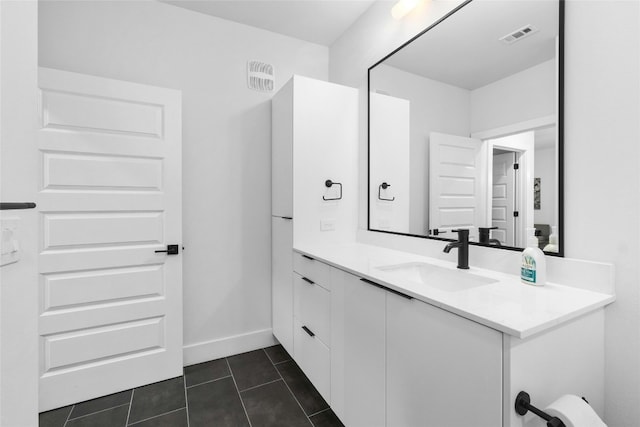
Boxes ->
[155,244,179,255]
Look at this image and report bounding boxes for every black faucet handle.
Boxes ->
[451,229,470,237]
[431,228,448,236]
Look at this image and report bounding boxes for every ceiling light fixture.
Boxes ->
[391,0,420,19]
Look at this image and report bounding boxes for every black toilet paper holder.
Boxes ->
[515,391,566,427]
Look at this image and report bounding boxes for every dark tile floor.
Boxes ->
[39,345,344,427]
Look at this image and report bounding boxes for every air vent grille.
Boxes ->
[499,25,539,44]
[247,60,274,92]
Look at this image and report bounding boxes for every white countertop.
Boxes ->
[294,242,615,339]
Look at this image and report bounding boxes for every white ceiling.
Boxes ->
[161,0,377,46]
[382,0,558,90]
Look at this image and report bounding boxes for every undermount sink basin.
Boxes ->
[375,262,498,292]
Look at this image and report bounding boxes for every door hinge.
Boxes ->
[513,211,519,217]
[513,163,519,170]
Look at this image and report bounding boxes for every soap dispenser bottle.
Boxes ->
[521,228,546,286]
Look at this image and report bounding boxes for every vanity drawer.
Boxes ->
[293,273,330,346]
[293,252,331,291]
[294,317,331,403]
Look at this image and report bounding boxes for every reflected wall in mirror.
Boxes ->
[368,0,563,255]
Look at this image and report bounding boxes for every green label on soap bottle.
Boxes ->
[521,267,536,283]
[521,254,537,284]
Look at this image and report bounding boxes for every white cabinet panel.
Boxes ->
[271,79,293,218]
[331,269,385,427]
[294,318,331,402]
[291,77,358,247]
[293,273,330,346]
[386,294,502,427]
[369,93,411,233]
[272,217,293,354]
[293,251,332,291]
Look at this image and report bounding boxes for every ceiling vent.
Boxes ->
[499,25,539,44]
[247,60,275,92]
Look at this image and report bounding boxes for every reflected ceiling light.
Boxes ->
[391,0,420,19]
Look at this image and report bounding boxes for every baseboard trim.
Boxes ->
[183,328,278,366]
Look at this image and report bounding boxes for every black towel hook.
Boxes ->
[378,182,395,201]
[323,179,343,201]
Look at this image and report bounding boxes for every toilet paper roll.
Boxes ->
[544,395,607,427]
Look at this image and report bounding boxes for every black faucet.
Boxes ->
[443,229,469,269]
[478,227,502,247]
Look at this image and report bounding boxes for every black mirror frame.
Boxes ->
[367,0,564,257]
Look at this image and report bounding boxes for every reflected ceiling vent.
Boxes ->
[247,60,275,92]
[499,25,539,44]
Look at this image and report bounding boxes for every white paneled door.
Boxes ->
[37,68,183,412]
[492,152,517,246]
[429,132,487,240]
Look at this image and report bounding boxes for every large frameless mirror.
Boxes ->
[368,0,564,255]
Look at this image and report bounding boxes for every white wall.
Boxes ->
[371,64,470,234]
[39,0,329,363]
[470,59,556,134]
[564,2,640,426]
[330,0,640,425]
[0,1,39,425]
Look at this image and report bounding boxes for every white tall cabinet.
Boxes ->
[369,92,411,233]
[272,78,294,355]
[271,216,293,354]
[271,75,358,374]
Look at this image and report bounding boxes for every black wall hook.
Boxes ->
[323,179,343,201]
[378,182,395,201]
[515,391,566,427]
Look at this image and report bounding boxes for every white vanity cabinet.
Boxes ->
[285,251,607,427]
[386,293,503,427]
[271,216,293,354]
[331,269,386,427]
[292,252,332,402]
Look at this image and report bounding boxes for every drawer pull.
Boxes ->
[302,277,315,285]
[302,325,315,337]
[302,254,314,261]
[360,278,413,300]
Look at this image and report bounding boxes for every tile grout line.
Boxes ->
[62,404,75,427]
[183,375,191,427]
[237,377,282,393]
[307,407,331,418]
[64,403,130,423]
[226,357,254,427]
[185,374,232,389]
[125,389,134,426]
[263,348,276,365]
[273,360,315,426]
[263,347,292,366]
[127,407,186,426]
